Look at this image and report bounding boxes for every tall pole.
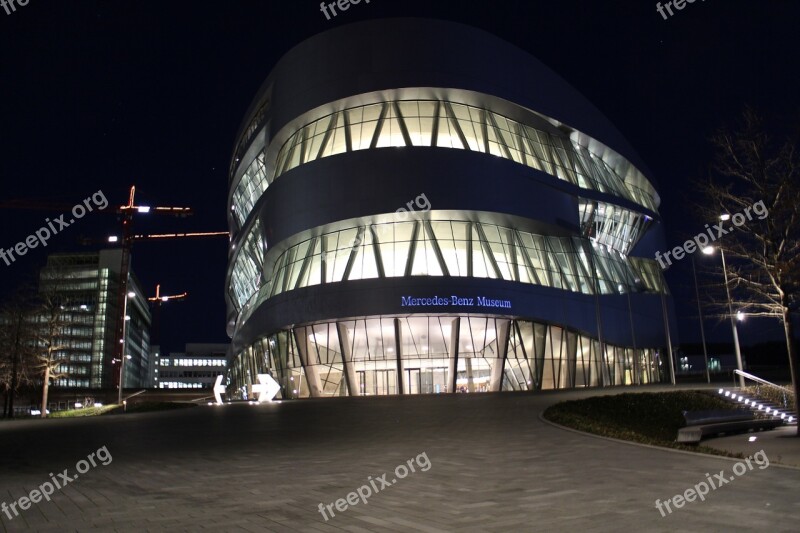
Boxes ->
[117,287,129,405]
[660,291,676,385]
[586,241,606,386]
[691,256,711,383]
[720,248,745,388]
[626,289,639,385]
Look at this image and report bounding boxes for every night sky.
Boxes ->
[1,0,798,356]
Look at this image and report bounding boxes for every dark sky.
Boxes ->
[1,0,798,355]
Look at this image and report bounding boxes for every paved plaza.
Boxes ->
[1,386,799,532]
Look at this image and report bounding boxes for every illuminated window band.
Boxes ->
[229,98,658,230]
[579,198,653,255]
[229,316,666,399]
[230,216,667,314]
[230,219,265,312]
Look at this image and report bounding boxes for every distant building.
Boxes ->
[38,249,151,388]
[156,343,228,389]
[148,344,161,387]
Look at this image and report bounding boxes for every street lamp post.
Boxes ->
[691,256,711,383]
[702,244,745,388]
[117,290,136,405]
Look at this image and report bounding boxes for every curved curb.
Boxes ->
[537,410,800,471]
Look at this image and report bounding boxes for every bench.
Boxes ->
[676,409,784,444]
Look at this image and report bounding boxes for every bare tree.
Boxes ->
[33,291,70,418]
[0,291,36,418]
[696,109,800,433]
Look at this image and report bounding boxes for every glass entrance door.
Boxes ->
[406,368,420,394]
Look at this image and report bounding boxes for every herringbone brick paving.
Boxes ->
[1,386,799,532]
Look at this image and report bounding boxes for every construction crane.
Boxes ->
[0,185,229,401]
[108,186,228,402]
[148,283,188,304]
[147,284,188,348]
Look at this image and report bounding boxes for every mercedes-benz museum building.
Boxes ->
[225,19,675,399]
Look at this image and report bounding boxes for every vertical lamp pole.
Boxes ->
[691,256,711,383]
[719,247,745,388]
[117,289,134,405]
[703,241,745,388]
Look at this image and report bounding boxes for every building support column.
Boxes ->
[394,319,404,395]
[336,323,360,396]
[626,291,640,385]
[448,317,460,393]
[660,292,676,385]
[489,319,511,392]
[465,358,475,393]
[294,328,323,397]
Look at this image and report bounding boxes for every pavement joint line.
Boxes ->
[537,406,800,471]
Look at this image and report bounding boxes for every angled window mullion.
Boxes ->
[571,238,595,294]
[504,227,519,282]
[610,253,634,289]
[544,238,567,288]
[316,112,338,160]
[552,238,577,291]
[593,249,615,294]
[298,125,310,165]
[280,248,297,294]
[553,137,579,183]
[279,134,300,176]
[320,234,328,284]
[443,102,470,150]
[540,133,564,181]
[293,237,317,290]
[514,230,540,285]
[618,258,638,289]
[486,112,514,160]
[466,222,473,278]
[369,102,389,149]
[480,109,490,153]
[524,126,551,174]
[392,102,413,147]
[343,109,353,153]
[423,220,450,277]
[403,221,421,277]
[475,224,504,279]
[562,239,582,290]
[342,227,365,281]
[430,101,441,146]
[571,144,594,184]
[581,200,597,238]
[532,236,552,286]
[269,254,285,297]
[369,225,386,278]
[514,122,528,167]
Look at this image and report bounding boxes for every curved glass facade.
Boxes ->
[225,21,675,398]
[230,315,665,399]
[231,152,268,230]
[229,97,659,233]
[230,219,265,310]
[229,215,667,316]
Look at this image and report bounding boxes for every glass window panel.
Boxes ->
[410,234,443,277]
[348,231,380,281]
[376,113,406,148]
[362,103,383,122]
[436,106,464,149]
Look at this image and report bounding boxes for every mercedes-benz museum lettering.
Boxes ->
[225,19,676,398]
[400,296,512,309]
